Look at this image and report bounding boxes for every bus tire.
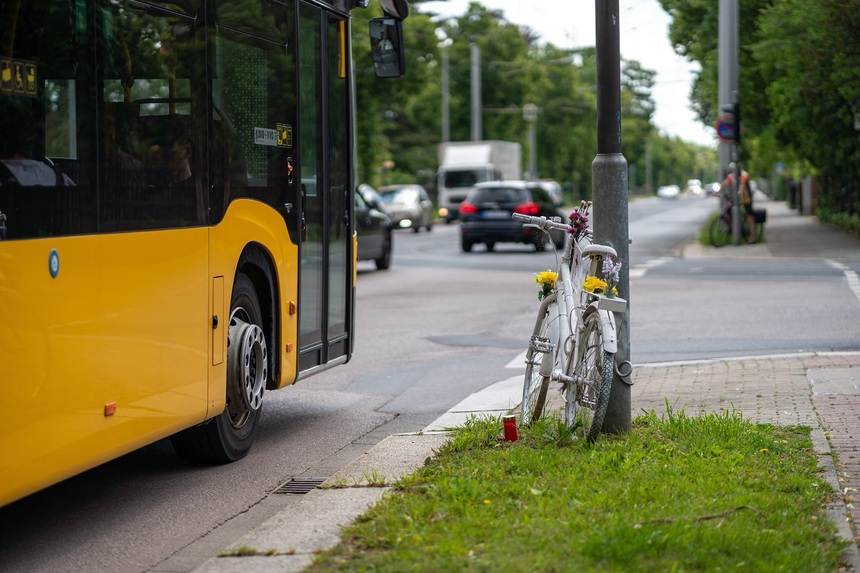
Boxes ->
[171,272,265,463]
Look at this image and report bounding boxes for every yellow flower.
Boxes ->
[535,270,558,301]
[583,276,608,294]
[534,270,557,288]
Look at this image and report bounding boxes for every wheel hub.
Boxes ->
[227,315,267,413]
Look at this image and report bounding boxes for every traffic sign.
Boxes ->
[716,113,735,143]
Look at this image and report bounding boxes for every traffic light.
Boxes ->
[720,102,741,144]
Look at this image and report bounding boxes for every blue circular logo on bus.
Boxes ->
[49,249,60,278]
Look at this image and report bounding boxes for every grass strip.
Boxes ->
[309,407,846,572]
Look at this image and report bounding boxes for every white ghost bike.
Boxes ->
[513,203,627,441]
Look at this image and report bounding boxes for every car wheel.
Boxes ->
[485,242,495,252]
[461,239,473,252]
[375,232,392,270]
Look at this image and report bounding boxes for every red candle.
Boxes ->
[503,415,518,442]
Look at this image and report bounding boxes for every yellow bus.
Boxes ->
[0,0,407,507]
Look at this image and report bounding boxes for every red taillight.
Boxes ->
[513,202,540,216]
[460,201,479,215]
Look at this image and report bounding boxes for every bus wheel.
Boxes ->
[171,273,266,463]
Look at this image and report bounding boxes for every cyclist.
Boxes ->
[721,162,756,243]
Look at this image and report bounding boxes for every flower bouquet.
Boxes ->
[581,256,627,313]
[534,270,557,301]
[568,205,590,240]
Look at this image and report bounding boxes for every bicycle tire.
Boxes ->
[709,213,731,247]
[740,215,751,242]
[564,310,613,441]
[521,302,555,424]
[746,220,764,243]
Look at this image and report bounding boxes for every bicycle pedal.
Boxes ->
[529,335,554,354]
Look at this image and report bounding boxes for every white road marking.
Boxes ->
[826,259,860,307]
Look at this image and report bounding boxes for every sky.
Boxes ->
[419,0,718,148]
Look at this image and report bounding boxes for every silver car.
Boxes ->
[378,184,434,232]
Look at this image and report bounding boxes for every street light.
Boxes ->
[523,103,539,180]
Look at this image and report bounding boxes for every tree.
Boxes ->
[352,1,716,200]
[658,0,860,230]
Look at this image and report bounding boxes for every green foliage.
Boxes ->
[659,0,860,224]
[817,205,860,237]
[352,2,717,194]
[308,411,845,572]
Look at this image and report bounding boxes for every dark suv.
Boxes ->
[459,180,566,252]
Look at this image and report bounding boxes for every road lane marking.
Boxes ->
[630,257,668,279]
[826,259,860,307]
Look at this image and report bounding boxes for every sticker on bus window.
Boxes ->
[0,59,37,97]
[254,127,279,147]
[277,124,292,148]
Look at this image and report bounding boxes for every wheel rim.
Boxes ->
[522,305,555,424]
[567,314,601,433]
[522,345,548,423]
[227,309,267,428]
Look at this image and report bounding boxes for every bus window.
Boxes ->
[99,3,204,231]
[0,0,96,239]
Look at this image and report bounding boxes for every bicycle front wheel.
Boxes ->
[709,213,731,247]
[564,310,613,441]
[521,302,556,425]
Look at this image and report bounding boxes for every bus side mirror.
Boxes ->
[378,0,408,20]
[369,18,405,79]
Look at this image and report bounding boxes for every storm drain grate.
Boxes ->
[273,477,326,495]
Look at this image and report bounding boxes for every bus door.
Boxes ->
[297,4,352,373]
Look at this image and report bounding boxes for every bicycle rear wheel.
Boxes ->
[709,213,731,247]
[564,310,613,441]
[521,302,556,424]
[745,219,764,243]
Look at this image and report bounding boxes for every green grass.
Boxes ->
[308,408,846,572]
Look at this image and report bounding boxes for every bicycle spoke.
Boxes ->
[521,304,555,424]
[564,311,613,441]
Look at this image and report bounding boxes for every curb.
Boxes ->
[192,433,449,573]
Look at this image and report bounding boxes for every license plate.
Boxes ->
[482,210,509,219]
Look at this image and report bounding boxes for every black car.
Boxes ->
[356,184,393,270]
[459,180,566,252]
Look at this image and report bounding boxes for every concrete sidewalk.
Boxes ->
[187,198,860,573]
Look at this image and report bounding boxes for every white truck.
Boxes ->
[435,140,522,222]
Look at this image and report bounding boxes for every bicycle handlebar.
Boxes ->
[511,213,572,233]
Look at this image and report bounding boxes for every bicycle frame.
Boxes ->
[529,222,619,387]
